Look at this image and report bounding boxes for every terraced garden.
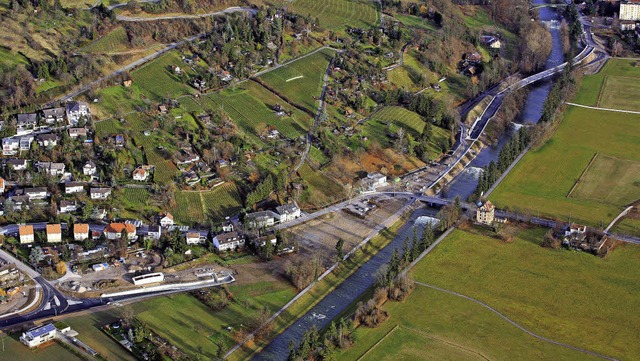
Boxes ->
[80,27,130,54]
[172,183,243,225]
[286,0,379,31]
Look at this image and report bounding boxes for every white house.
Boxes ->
[90,187,111,200]
[565,223,587,237]
[159,213,174,227]
[246,210,279,229]
[367,173,388,188]
[68,128,88,138]
[42,107,66,124]
[104,223,137,241]
[213,231,245,252]
[18,225,34,244]
[83,161,97,176]
[73,224,90,241]
[36,133,59,147]
[276,202,301,223]
[64,182,85,194]
[37,162,65,176]
[66,101,89,126]
[19,136,34,152]
[46,224,62,243]
[6,158,28,170]
[186,232,204,245]
[144,225,162,240]
[20,187,49,200]
[2,138,20,156]
[20,323,57,348]
[16,113,37,136]
[59,200,78,214]
[132,167,149,181]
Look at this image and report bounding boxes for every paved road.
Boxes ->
[115,6,256,22]
[566,102,640,115]
[415,282,618,361]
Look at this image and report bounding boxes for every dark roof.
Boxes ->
[24,323,56,339]
[216,231,244,244]
[17,113,37,124]
[42,108,65,118]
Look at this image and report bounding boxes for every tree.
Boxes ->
[335,239,345,260]
[29,246,44,266]
[55,261,66,275]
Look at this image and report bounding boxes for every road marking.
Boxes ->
[286,75,304,82]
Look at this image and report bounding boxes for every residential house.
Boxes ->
[115,135,125,147]
[565,223,587,237]
[142,225,161,240]
[175,149,200,165]
[159,213,174,227]
[36,133,59,147]
[68,128,88,139]
[90,187,111,200]
[19,135,34,152]
[16,113,37,136]
[46,224,62,243]
[17,187,49,200]
[7,158,28,171]
[42,107,66,124]
[132,167,149,181]
[104,223,137,241]
[8,195,29,210]
[186,232,204,245]
[20,324,57,348]
[620,0,640,29]
[37,162,65,176]
[367,172,388,188]
[18,225,34,244]
[476,200,495,225]
[83,161,97,176]
[64,182,85,194]
[92,208,107,220]
[59,200,78,214]
[276,202,301,223]
[222,219,234,233]
[213,231,245,252]
[73,224,90,241]
[0,177,5,193]
[246,210,279,229]
[66,101,89,125]
[2,138,20,155]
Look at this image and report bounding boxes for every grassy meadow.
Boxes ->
[172,183,243,225]
[131,51,195,101]
[286,0,378,31]
[259,48,336,113]
[0,333,85,361]
[491,59,640,226]
[340,227,640,360]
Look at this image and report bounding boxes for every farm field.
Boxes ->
[131,51,194,101]
[612,216,640,237]
[286,0,378,31]
[65,311,137,361]
[491,60,640,226]
[598,75,640,111]
[569,154,640,206]
[363,106,451,161]
[259,48,336,113]
[340,227,640,360]
[297,163,345,208]
[203,81,313,140]
[133,281,296,358]
[80,27,130,54]
[574,59,640,106]
[172,183,243,225]
[0,333,85,361]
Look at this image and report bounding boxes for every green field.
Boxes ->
[80,27,130,54]
[133,282,296,358]
[297,163,345,207]
[172,183,243,225]
[0,46,29,71]
[131,51,194,101]
[492,59,640,226]
[203,82,313,141]
[287,0,378,31]
[574,59,640,106]
[0,333,85,361]
[363,106,451,160]
[259,48,335,113]
[612,216,640,237]
[65,311,137,361]
[598,75,640,111]
[340,227,640,360]
[569,154,640,206]
[394,14,437,31]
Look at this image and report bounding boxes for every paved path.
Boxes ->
[566,102,640,115]
[415,282,618,361]
[605,206,634,233]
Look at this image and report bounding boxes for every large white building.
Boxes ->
[620,0,640,29]
[276,202,301,223]
[20,323,57,348]
[213,231,245,252]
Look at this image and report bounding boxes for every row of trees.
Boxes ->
[287,318,356,361]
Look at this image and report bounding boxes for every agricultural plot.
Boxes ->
[80,27,130,54]
[286,0,378,31]
[203,81,313,141]
[93,85,148,119]
[0,334,85,361]
[598,75,640,111]
[569,154,640,206]
[492,61,640,226]
[172,183,243,225]
[340,227,640,361]
[131,51,194,101]
[297,163,345,208]
[65,311,138,361]
[574,59,640,106]
[259,48,336,113]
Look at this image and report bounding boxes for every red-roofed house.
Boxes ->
[104,223,137,241]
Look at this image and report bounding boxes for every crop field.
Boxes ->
[80,27,130,54]
[569,154,640,206]
[172,183,243,225]
[0,333,85,361]
[204,82,313,140]
[492,62,640,226]
[598,75,640,111]
[133,282,295,358]
[259,48,336,113]
[363,106,451,161]
[131,51,194,101]
[574,59,640,106]
[340,227,640,360]
[286,0,378,31]
[297,163,345,207]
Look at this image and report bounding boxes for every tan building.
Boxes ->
[620,0,640,29]
[74,224,90,241]
[19,225,34,244]
[46,224,62,243]
[476,200,495,225]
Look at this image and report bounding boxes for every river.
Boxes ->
[255,1,567,359]
[441,0,567,201]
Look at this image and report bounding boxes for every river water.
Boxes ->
[255,2,566,359]
[441,0,567,201]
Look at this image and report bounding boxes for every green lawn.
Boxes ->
[131,51,194,101]
[133,282,296,358]
[0,333,85,361]
[574,59,640,106]
[491,60,640,226]
[569,154,640,206]
[297,163,345,208]
[612,217,640,237]
[172,183,243,225]
[287,0,378,31]
[259,48,336,113]
[598,75,640,111]
[394,14,437,31]
[0,46,29,71]
[65,311,137,361]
